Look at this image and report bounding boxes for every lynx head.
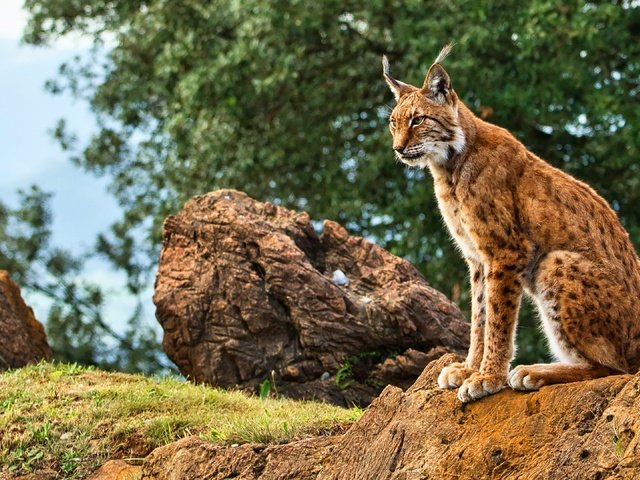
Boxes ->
[383,44,465,168]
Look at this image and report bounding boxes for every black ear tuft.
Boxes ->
[382,55,417,101]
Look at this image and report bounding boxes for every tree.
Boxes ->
[21,0,640,364]
[0,186,168,374]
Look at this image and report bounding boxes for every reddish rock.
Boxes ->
[141,354,640,479]
[0,270,52,369]
[153,190,469,405]
[142,436,335,480]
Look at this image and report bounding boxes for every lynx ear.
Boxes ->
[382,55,416,101]
[422,64,452,105]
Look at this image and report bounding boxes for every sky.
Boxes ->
[0,1,157,337]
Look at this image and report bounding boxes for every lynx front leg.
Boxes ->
[438,259,486,388]
[458,261,523,403]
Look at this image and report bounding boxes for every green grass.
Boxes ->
[0,362,362,478]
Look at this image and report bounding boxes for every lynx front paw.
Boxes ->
[508,365,546,391]
[457,372,506,403]
[437,362,476,389]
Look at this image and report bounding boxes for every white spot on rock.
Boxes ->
[332,269,349,286]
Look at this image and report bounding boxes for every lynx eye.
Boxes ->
[411,116,426,127]
[389,118,397,129]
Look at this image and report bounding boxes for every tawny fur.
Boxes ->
[383,48,640,403]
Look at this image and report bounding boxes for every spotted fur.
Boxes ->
[383,47,640,403]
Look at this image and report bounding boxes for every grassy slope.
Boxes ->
[0,363,362,478]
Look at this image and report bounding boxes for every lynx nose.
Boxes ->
[393,145,406,154]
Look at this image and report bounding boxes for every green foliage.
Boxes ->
[59,447,85,475]
[259,378,272,400]
[259,370,279,399]
[333,351,394,390]
[335,361,354,390]
[610,418,631,460]
[21,1,640,364]
[0,186,53,283]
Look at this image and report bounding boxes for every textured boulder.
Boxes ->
[142,354,640,479]
[142,436,335,480]
[153,189,469,405]
[0,270,52,369]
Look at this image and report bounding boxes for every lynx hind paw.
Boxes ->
[457,372,506,403]
[437,362,476,389]
[508,365,546,391]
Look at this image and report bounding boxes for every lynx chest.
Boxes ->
[430,168,482,263]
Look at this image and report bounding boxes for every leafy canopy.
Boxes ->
[20,0,640,364]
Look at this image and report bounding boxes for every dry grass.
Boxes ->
[0,362,362,478]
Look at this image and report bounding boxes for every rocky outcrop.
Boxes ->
[0,270,52,369]
[142,436,335,480]
[153,190,468,406]
[141,354,640,479]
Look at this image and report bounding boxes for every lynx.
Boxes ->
[383,45,640,403]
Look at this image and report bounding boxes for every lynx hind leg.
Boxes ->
[510,250,625,390]
[508,363,613,390]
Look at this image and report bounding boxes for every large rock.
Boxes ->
[153,189,469,406]
[141,354,640,479]
[142,436,335,480]
[0,270,52,369]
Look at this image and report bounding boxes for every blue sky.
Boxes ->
[0,1,156,336]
